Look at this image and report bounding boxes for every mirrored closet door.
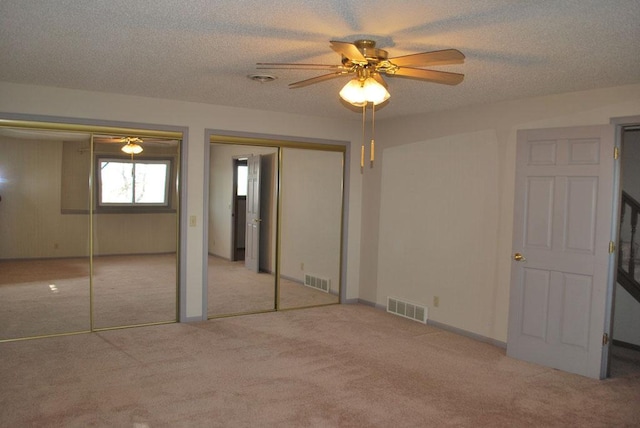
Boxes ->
[208,143,279,316]
[279,147,342,309]
[207,138,344,318]
[91,135,180,328]
[0,124,181,341]
[0,128,92,340]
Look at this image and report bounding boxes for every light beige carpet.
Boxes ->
[0,254,336,341]
[207,256,338,316]
[0,254,177,340]
[1,304,639,427]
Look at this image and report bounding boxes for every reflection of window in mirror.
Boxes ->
[99,158,171,206]
[237,162,248,196]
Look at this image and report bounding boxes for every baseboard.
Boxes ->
[352,298,506,349]
[280,274,303,284]
[613,339,640,351]
[344,298,378,308]
[427,319,507,349]
[180,315,207,323]
[207,252,232,261]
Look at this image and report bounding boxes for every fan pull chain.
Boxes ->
[370,103,375,165]
[361,104,366,170]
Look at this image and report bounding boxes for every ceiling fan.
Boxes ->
[257,39,465,95]
[93,136,178,145]
[93,136,179,155]
[257,40,464,170]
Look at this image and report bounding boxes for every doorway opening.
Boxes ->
[232,157,248,262]
[610,123,640,378]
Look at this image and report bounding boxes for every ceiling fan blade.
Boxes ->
[289,72,348,89]
[389,68,464,85]
[95,136,173,144]
[94,137,125,143]
[389,49,465,67]
[330,41,366,62]
[256,63,344,70]
[373,73,388,88]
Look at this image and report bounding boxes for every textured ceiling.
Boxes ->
[1,1,639,120]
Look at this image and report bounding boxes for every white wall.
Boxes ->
[361,83,640,343]
[280,148,343,293]
[378,130,500,331]
[0,81,363,320]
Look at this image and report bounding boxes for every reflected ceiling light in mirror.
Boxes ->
[121,137,143,155]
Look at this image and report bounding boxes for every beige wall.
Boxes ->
[0,137,89,258]
[0,81,363,319]
[361,83,640,342]
[0,134,179,259]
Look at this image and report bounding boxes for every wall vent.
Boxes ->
[304,274,330,293]
[387,297,428,324]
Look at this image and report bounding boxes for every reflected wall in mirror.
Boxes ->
[279,148,342,309]
[208,144,278,316]
[0,129,91,340]
[0,127,180,341]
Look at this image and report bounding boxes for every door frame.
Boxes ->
[605,115,640,377]
[230,156,248,262]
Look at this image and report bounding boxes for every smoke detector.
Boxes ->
[247,74,277,83]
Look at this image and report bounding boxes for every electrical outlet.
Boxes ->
[433,296,440,308]
[300,262,304,270]
[189,216,197,227]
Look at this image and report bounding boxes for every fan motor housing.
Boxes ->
[342,39,389,68]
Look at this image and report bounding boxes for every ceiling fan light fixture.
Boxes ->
[339,77,390,106]
[339,78,367,106]
[362,77,390,105]
[121,142,143,155]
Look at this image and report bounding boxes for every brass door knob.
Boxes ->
[513,252,526,262]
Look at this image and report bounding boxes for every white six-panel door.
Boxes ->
[507,125,615,379]
[245,155,261,273]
